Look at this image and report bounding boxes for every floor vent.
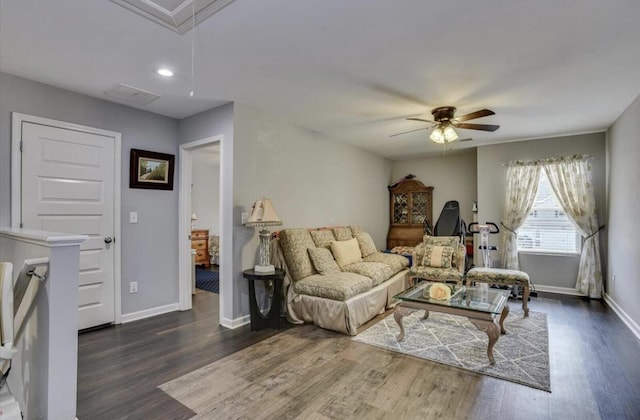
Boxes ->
[104,84,162,106]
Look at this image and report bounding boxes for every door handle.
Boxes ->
[104,237,113,244]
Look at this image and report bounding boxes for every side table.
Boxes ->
[242,268,285,331]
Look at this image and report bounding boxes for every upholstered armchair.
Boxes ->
[407,235,466,287]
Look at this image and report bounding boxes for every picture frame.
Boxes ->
[129,148,175,190]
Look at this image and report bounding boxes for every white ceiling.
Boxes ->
[1,0,639,159]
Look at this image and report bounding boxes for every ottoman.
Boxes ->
[466,267,531,316]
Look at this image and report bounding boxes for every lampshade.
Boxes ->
[429,127,445,143]
[245,198,282,227]
[443,125,459,142]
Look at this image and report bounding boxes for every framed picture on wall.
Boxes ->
[129,148,175,190]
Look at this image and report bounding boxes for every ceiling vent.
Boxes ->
[110,0,236,34]
[104,84,162,105]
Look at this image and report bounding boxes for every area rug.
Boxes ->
[195,268,219,294]
[354,308,550,391]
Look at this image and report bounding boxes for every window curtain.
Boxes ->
[543,155,602,298]
[501,162,541,270]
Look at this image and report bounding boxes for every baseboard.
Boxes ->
[534,285,587,296]
[220,314,250,329]
[603,293,640,341]
[121,302,180,324]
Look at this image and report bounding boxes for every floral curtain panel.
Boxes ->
[501,155,603,298]
[544,155,602,298]
[501,162,541,270]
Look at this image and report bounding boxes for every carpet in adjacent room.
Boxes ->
[353,308,550,391]
[195,267,219,294]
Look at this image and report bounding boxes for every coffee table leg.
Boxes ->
[394,306,416,342]
[499,303,509,334]
[469,319,500,365]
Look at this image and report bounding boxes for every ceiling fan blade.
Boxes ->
[390,127,428,137]
[455,109,495,122]
[454,122,500,132]
[406,117,435,123]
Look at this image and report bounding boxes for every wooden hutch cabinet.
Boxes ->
[191,229,210,268]
[387,179,434,249]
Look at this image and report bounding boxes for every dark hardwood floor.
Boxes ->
[77,292,640,419]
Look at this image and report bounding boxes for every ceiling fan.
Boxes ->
[391,106,500,144]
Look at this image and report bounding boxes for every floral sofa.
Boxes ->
[271,226,410,335]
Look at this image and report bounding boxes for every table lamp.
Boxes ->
[244,198,282,273]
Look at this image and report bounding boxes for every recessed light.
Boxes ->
[157,68,174,77]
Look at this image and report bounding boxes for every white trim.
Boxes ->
[121,303,180,324]
[534,284,586,296]
[603,293,640,341]
[220,314,250,329]
[11,112,123,326]
[0,227,87,247]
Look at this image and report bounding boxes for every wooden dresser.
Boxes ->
[387,179,434,249]
[191,229,210,268]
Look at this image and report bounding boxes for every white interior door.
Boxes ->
[20,122,116,330]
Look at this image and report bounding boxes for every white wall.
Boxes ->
[476,133,606,291]
[191,150,220,236]
[0,72,180,316]
[234,104,392,319]
[606,94,640,334]
[390,150,478,229]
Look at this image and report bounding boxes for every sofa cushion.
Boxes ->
[310,229,335,249]
[279,228,317,282]
[355,232,377,257]
[410,266,463,282]
[293,272,373,301]
[332,227,354,241]
[330,238,362,268]
[342,262,394,286]
[422,245,454,269]
[308,247,341,275]
[362,252,409,275]
[350,225,364,235]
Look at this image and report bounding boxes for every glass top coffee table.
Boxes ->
[393,283,510,365]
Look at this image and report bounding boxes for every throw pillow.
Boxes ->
[308,247,341,275]
[423,235,460,267]
[310,229,336,249]
[422,245,454,269]
[330,238,363,268]
[355,232,377,257]
[332,227,354,241]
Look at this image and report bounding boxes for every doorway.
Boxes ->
[178,135,232,327]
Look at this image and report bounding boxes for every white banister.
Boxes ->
[0,227,86,420]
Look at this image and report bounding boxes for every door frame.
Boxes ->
[178,135,230,325]
[11,112,123,324]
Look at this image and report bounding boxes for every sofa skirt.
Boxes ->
[287,269,408,335]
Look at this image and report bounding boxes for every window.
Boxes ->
[517,171,581,253]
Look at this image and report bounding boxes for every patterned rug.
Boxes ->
[195,268,219,294]
[354,308,550,391]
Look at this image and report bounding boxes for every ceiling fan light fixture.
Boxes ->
[430,127,445,143]
[443,125,459,142]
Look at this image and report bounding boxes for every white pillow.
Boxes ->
[330,238,363,268]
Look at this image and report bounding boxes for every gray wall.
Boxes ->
[390,151,478,229]
[476,133,607,290]
[0,72,180,315]
[607,94,640,330]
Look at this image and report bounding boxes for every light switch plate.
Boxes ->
[129,212,138,223]
[241,211,248,224]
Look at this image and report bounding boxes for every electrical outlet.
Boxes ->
[612,274,616,284]
[129,281,138,293]
[129,212,138,224]
[241,211,248,224]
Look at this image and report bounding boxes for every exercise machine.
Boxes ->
[466,222,500,268]
[0,258,49,419]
